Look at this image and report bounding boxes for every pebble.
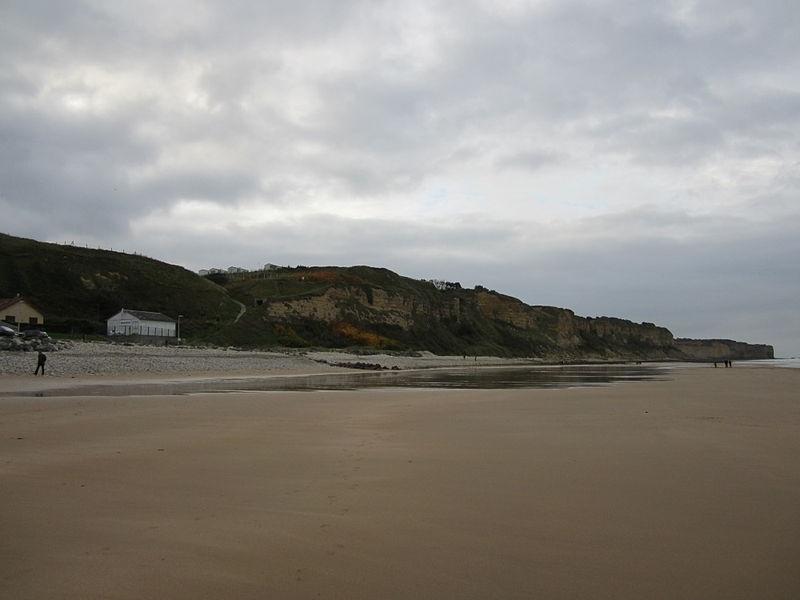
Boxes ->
[0,341,335,377]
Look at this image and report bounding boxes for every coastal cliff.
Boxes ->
[674,338,775,361]
[215,266,773,360]
[0,232,773,360]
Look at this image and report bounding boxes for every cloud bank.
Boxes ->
[1,0,798,354]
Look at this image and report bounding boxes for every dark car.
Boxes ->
[21,329,49,339]
[0,323,15,337]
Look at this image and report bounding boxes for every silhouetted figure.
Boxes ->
[714,362,718,368]
[34,351,46,375]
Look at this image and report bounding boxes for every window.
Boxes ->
[29,317,38,325]
[5,315,15,323]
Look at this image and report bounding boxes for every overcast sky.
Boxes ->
[1,0,798,355]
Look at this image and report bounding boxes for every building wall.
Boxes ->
[2,300,44,326]
[107,313,176,337]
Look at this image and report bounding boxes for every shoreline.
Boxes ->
[0,342,775,397]
[1,353,689,397]
[2,339,779,386]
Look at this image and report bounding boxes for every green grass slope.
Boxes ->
[207,266,446,349]
[210,266,673,358]
[0,232,240,336]
[2,234,768,359]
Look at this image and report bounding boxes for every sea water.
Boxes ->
[9,364,670,397]
[736,358,800,369]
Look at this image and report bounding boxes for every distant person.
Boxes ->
[34,351,46,375]
[714,362,718,368]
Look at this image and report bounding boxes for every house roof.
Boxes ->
[118,309,176,323]
[0,297,42,313]
[0,298,18,311]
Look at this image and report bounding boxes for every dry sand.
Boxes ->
[1,366,798,599]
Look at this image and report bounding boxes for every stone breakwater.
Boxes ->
[0,341,340,377]
[0,336,63,353]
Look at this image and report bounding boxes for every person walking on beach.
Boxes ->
[34,351,46,375]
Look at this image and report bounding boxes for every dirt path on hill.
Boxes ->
[232,299,246,323]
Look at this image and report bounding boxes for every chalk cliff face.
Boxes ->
[674,339,774,361]
[221,266,773,359]
[264,286,434,329]
[472,291,676,353]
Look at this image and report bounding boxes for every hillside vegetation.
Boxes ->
[210,265,675,358]
[0,233,772,360]
[210,266,772,360]
[0,233,239,336]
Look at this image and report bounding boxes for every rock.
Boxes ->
[0,335,66,353]
[330,361,388,370]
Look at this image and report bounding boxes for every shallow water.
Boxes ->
[10,364,668,397]
[737,358,800,369]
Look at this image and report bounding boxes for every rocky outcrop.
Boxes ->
[226,266,773,359]
[473,292,675,353]
[674,338,774,361]
[263,286,422,328]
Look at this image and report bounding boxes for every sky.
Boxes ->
[1,0,798,356]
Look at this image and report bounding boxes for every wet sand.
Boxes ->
[1,367,798,599]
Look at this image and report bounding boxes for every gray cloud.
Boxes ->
[496,149,562,171]
[1,0,798,354]
[109,201,799,356]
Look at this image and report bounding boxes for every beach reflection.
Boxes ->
[15,365,667,397]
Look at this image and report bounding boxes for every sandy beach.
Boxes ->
[1,366,798,599]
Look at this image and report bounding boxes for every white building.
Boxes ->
[107,309,177,337]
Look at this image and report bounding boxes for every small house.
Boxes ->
[0,296,44,328]
[107,309,177,337]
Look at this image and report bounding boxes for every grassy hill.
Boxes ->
[207,266,681,359]
[0,232,240,336]
[208,266,457,349]
[0,233,772,360]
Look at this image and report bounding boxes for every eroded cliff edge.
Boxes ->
[214,266,774,360]
[0,233,775,359]
[674,338,774,361]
